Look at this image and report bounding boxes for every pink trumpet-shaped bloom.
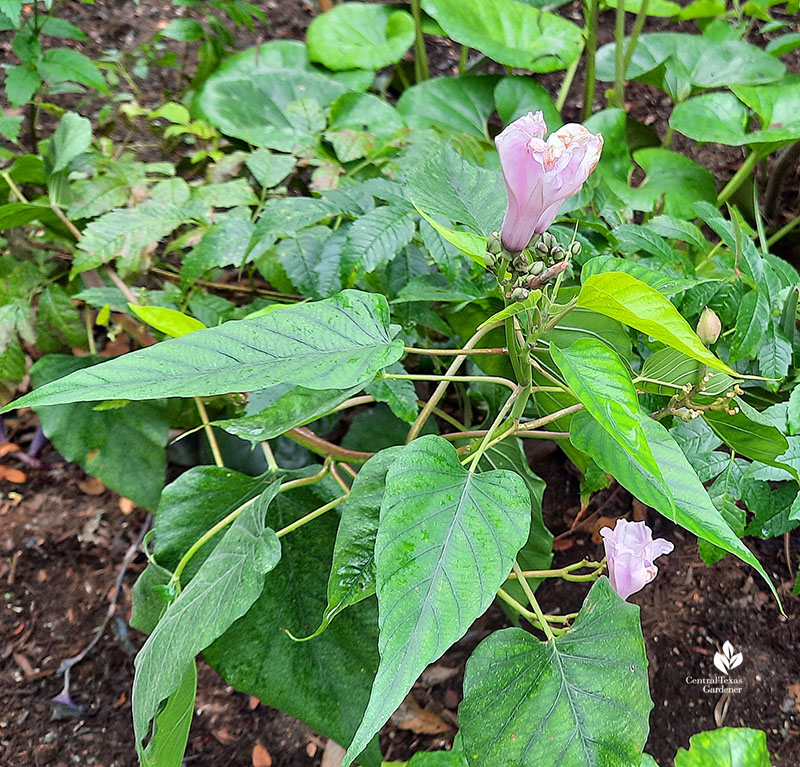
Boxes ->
[496,111,603,252]
[600,519,674,601]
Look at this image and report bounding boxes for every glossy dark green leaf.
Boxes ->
[307,3,415,71]
[421,0,582,72]
[493,76,561,128]
[204,482,382,767]
[460,578,651,767]
[3,291,403,411]
[343,435,531,764]
[133,481,282,752]
[570,410,778,601]
[581,256,700,296]
[30,355,169,511]
[730,290,770,361]
[577,272,737,374]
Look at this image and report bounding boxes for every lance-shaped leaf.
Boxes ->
[459,578,652,767]
[141,660,196,767]
[343,435,531,765]
[577,272,737,375]
[1,291,403,411]
[570,410,779,603]
[552,338,662,483]
[132,481,282,753]
[302,447,403,641]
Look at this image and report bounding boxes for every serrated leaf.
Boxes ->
[5,65,40,108]
[570,410,778,603]
[49,112,91,173]
[180,217,255,288]
[577,272,737,374]
[246,149,295,189]
[460,578,651,767]
[3,291,404,411]
[342,206,415,275]
[37,48,107,93]
[279,225,343,298]
[343,435,531,764]
[35,284,87,353]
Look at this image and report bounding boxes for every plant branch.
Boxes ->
[513,561,555,641]
[404,346,509,356]
[410,0,430,82]
[582,0,599,119]
[287,426,374,464]
[195,397,224,468]
[717,150,760,206]
[276,494,347,538]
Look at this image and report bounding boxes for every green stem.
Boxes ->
[261,442,279,471]
[622,0,649,77]
[582,0,599,120]
[459,44,469,75]
[464,385,523,472]
[767,211,800,247]
[612,0,627,108]
[385,372,518,392]
[410,0,429,82]
[556,41,583,114]
[195,397,224,468]
[84,308,97,355]
[406,322,501,443]
[276,494,347,538]
[513,561,555,641]
[508,559,605,581]
[404,345,508,356]
[717,150,760,206]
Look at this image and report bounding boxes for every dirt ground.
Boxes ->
[2,1,800,766]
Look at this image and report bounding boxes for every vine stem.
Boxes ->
[507,559,605,582]
[513,561,555,641]
[582,0,599,119]
[261,442,279,471]
[410,0,429,82]
[612,0,627,107]
[464,385,523,472]
[385,372,517,392]
[621,0,650,77]
[404,346,508,356]
[717,150,760,206]
[275,494,347,538]
[767,211,800,247]
[287,426,374,463]
[194,397,224,468]
[406,322,501,443]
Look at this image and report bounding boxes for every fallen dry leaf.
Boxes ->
[321,740,346,767]
[390,693,450,735]
[252,742,272,767]
[78,477,106,495]
[591,516,619,544]
[248,695,260,710]
[0,442,21,456]
[118,497,136,515]
[419,663,460,687]
[0,466,26,483]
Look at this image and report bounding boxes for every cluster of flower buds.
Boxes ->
[671,382,744,421]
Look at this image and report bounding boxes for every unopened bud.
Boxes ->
[510,287,529,301]
[487,232,502,255]
[529,261,546,275]
[535,240,549,256]
[696,307,721,345]
[569,241,582,257]
[512,255,528,272]
[484,252,497,269]
[552,246,566,261]
[541,231,556,250]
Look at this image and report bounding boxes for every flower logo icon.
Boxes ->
[713,641,743,676]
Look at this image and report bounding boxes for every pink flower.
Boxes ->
[496,111,603,252]
[599,519,674,600]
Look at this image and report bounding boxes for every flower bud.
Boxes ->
[496,112,603,253]
[569,241,582,257]
[552,245,566,261]
[534,240,549,256]
[483,252,497,269]
[696,307,721,345]
[510,287,529,301]
[600,519,674,600]
[487,232,502,255]
[529,261,546,275]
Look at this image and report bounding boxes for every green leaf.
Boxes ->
[304,447,403,640]
[343,435,531,765]
[494,76,561,129]
[581,256,701,295]
[160,18,204,41]
[133,481,282,752]
[131,560,174,634]
[30,355,169,510]
[406,144,505,237]
[460,578,651,767]
[342,206,416,275]
[48,112,91,173]
[670,93,751,145]
[73,201,190,276]
[141,660,196,767]
[204,481,382,767]
[37,48,107,93]
[129,305,206,338]
[552,338,661,479]
[3,291,403,411]
[246,149,295,189]
[758,321,792,381]
[366,364,418,423]
[730,290,770,361]
[577,272,737,374]
[5,65,40,108]
[638,348,734,397]
[731,76,800,144]
[35,284,87,353]
[570,410,779,602]
[279,225,344,298]
[674,727,772,767]
[396,75,499,141]
[197,69,345,151]
[180,217,255,288]
[216,383,363,443]
[421,0,582,72]
[0,337,25,386]
[0,113,23,143]
[307,2,415,71]
[646,214,709,251]
[414,206,487,266]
